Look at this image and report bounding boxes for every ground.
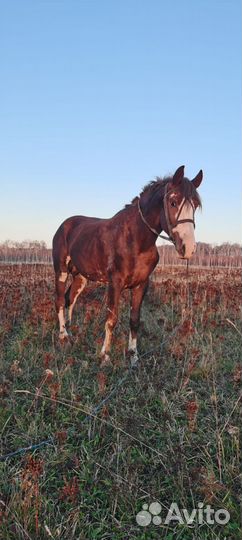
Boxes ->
[0,264,241,540]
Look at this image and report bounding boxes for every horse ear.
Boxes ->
[172,165,185,186]
[192,170,203,188]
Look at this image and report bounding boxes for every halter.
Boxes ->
[138,183,195,244]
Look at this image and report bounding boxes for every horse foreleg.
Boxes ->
[129,279,149,363]
[101,282,121,366]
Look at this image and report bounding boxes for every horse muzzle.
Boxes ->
[173,230,196,259]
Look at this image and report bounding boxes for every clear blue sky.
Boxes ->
[0,0,241,247]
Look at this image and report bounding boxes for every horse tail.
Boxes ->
[52,221,69,275]
[52,216,82,275]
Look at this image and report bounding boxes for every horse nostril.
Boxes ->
[182,244,186,257]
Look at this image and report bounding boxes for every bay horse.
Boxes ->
[52,165,203,365]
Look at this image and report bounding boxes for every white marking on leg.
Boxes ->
[101,322,112,357]
[59,272,67,283]
[66,255,71,265]
[128,332,137,352]
[128,332,138,365]
[68,297,77,323]
[100,322,113,366]
[68,277,87,323]
[58,307,68,338]
[68,288,82,323]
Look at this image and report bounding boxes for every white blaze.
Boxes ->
[173,199,195,258]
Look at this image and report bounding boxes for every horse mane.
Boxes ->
[127,175,202,208]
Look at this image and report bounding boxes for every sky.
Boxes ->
[0,0,241,247]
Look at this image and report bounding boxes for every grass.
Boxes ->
[0,264,241,540]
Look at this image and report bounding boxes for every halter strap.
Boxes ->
[137,199,174,243]
[137,184,195,243]
[174,195,195,229]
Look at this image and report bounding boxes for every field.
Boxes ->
[0,263,241,540]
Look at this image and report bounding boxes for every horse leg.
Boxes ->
[129,279,149,363]
[65,273,87,326]
[55,269,69,339]
[101,281,121,366]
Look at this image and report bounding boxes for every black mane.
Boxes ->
[130,175,202,207]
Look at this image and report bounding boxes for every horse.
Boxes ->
[52,165,203,365]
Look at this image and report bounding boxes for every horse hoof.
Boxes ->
[100,354,113,368]
[59,332,68,341]
[128,350,139,367]
[59,331,73,346]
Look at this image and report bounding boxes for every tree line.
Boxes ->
[0,240,241,268]
[158,242,242,267]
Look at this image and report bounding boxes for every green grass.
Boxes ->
[0,265,241,539]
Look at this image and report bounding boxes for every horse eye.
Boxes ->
[170,200,177,208]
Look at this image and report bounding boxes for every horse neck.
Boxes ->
[127,190,164,251]
[138,187,164,235]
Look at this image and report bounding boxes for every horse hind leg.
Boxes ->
[101,280,121,366]
[65,273,87,326]
[55,269,69,339]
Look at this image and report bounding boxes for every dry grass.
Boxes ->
[0,264,241,539]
